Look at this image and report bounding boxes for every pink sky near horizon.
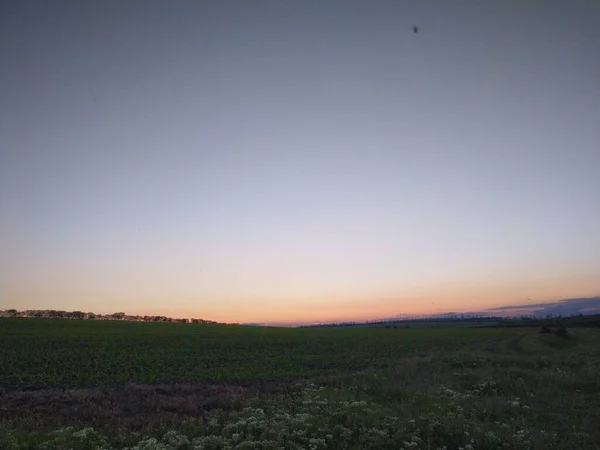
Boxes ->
[2,258,597,324]
[146,272,600,324]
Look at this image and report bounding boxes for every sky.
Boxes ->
[1,1,599,325]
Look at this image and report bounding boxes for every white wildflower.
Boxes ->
[72,427,95,439]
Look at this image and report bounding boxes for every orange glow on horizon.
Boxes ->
[122,274,599,325]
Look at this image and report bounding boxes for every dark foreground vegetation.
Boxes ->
[1,319,599,449]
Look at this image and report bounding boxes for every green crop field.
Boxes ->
[1,319,599,449]
[0,319,518,389]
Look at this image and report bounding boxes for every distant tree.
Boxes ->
[71,311,85,320]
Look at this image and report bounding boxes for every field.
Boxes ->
[1,319,599,449]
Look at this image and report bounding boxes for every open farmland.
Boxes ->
[1,319,599,449]
[0,319,517,389]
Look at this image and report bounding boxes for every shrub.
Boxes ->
[540,326,552,334]
[555,326,568,337]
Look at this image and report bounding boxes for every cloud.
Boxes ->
[487,302,561,311]
[483,296,600,317]
[385,296,600,321]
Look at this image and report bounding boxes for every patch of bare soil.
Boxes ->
[0,381,298,432]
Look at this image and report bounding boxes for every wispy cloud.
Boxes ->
[377,296,600,323]
[487,302,563,311]
[460,296,600,317]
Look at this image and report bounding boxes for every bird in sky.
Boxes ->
[413,26,419,33]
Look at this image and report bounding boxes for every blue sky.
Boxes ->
[1,1,599,324]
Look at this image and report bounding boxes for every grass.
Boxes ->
[1,319,599,449]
